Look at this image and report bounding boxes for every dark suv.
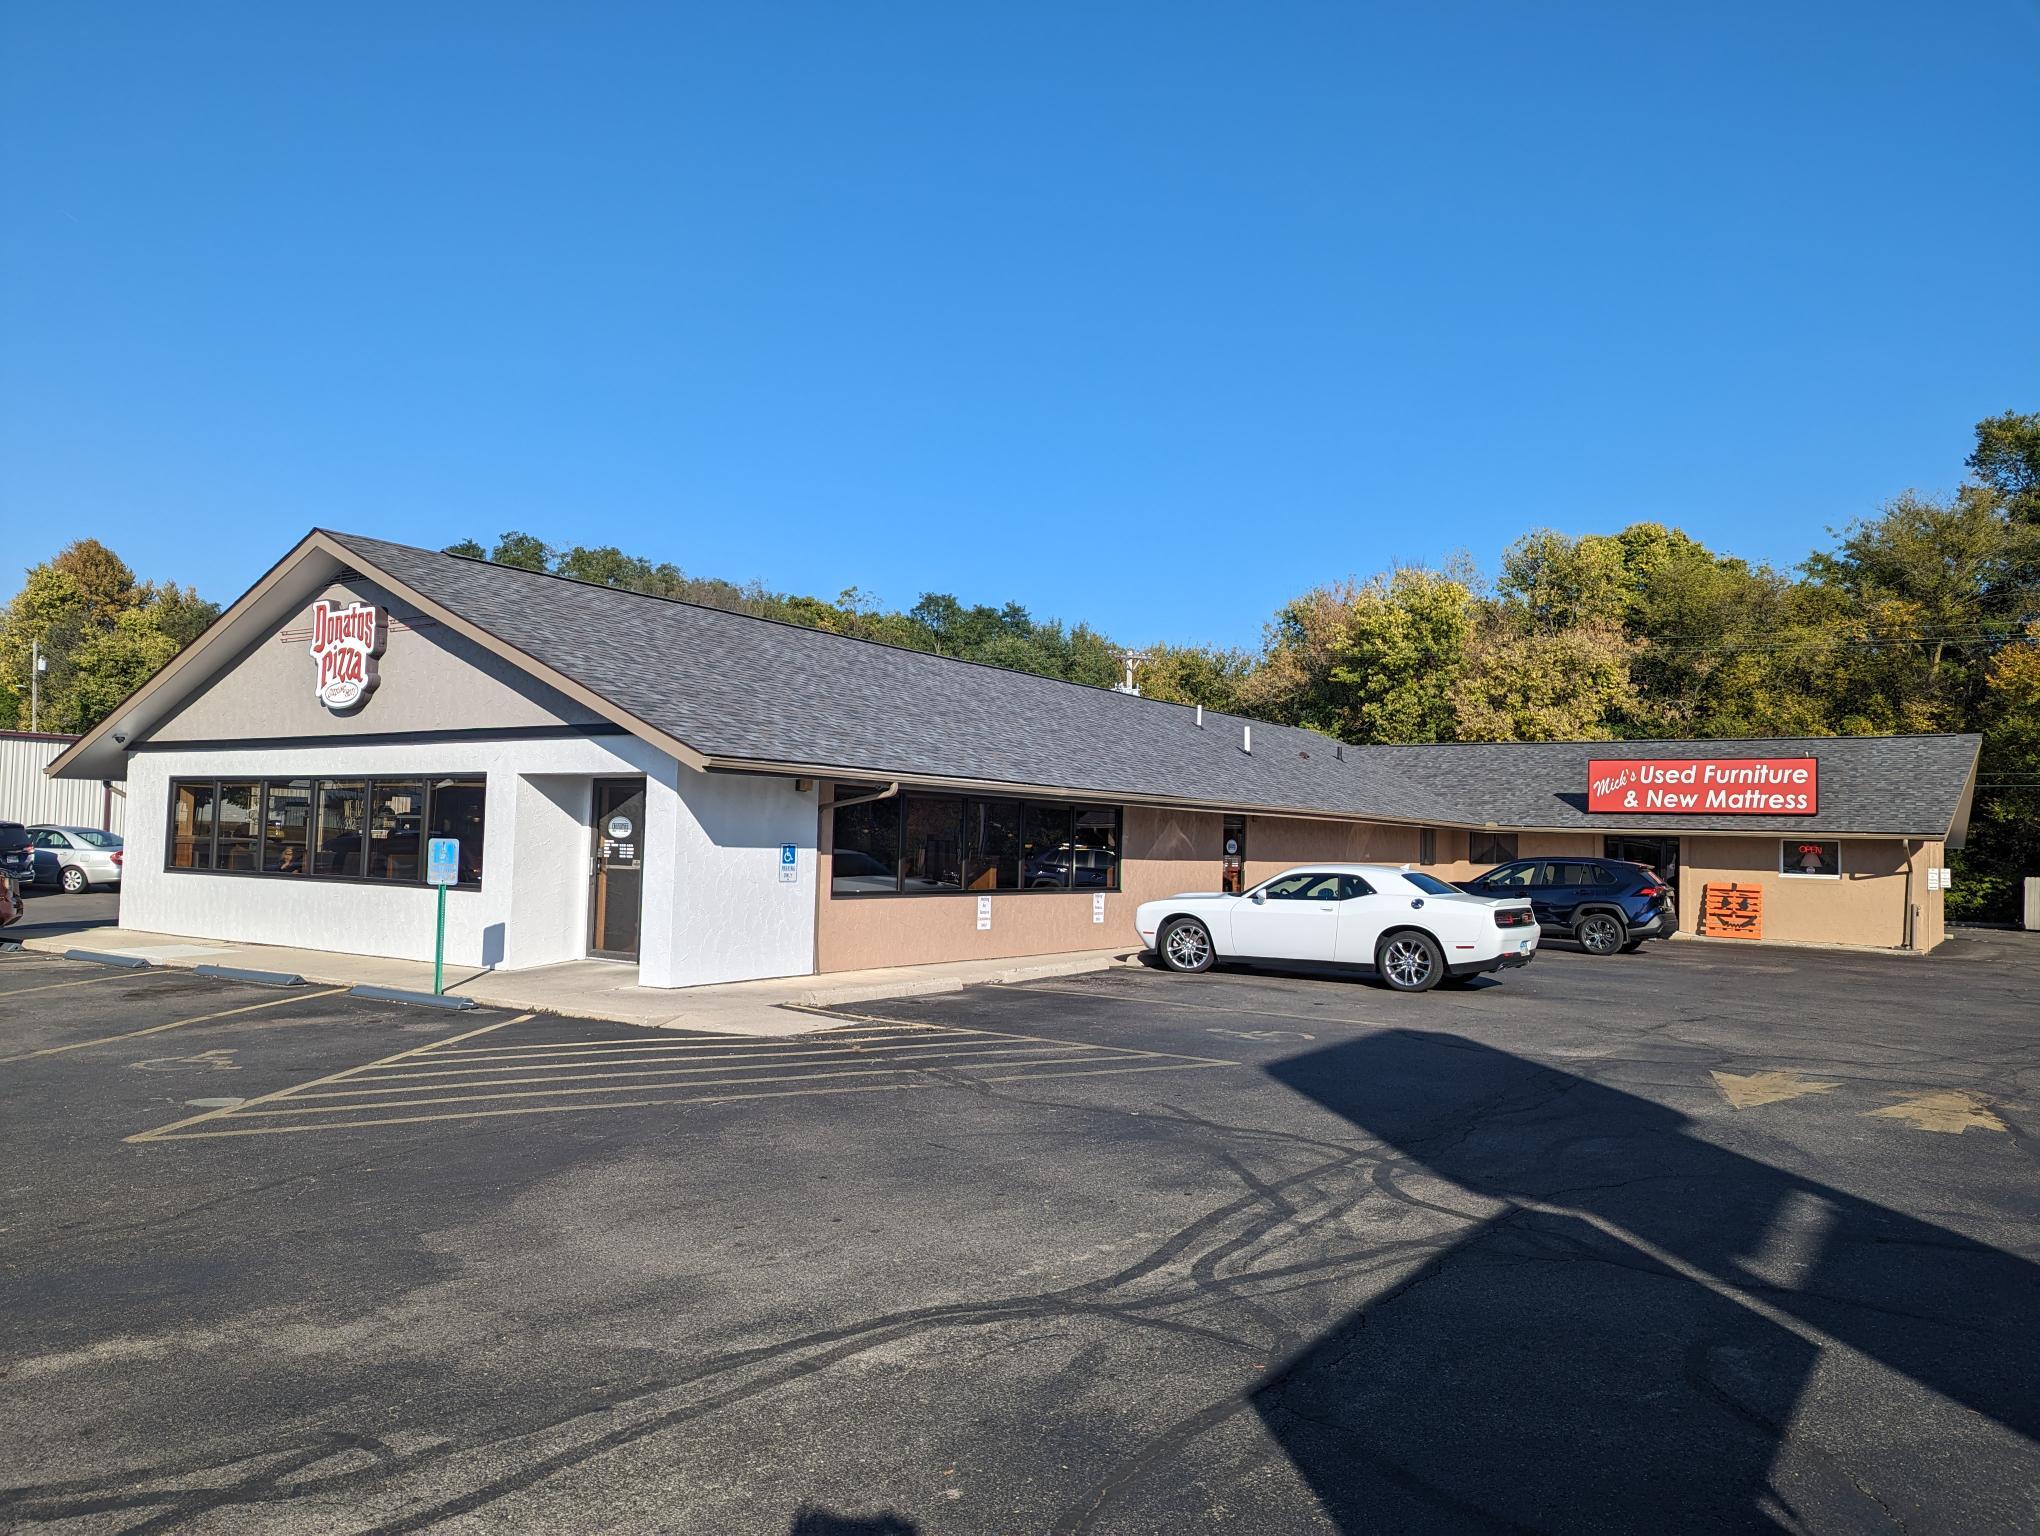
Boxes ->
[1457,857,1675,955]
[0,822,34,891]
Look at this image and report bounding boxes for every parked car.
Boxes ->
[27,826,124,893]
[1455,857,1675,955]
[1135,863,1539,992]
[0,873,22,928]
[0,822,34,891]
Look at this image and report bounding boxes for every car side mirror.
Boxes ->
[1250,890,1266,904]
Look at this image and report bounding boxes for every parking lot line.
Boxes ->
[127,1018,1234,1140]
[3,967,181,998]
[0,986,353,1064]
[127,1014,529,1142]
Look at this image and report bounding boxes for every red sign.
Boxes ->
[1587,757,1817,815]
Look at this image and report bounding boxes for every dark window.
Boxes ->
[1021,803,1074,889]
[215,782,262,872]
[964,798,1023,891]
[1221,814,1247,895]
[1338,874,1379,899]
[1072,806,1121,891]
[1471,831,1518,865]
[831,795,901,895]
[167,776,484,888]
[1419,827,1437,864]
[835,795,1121,897]
[1781,839,1840,878]
[368,780,425,881]
[313,781,367,877]
[1554,862,1602,887]
[426,778,488,884]
[1262,872,1338,901]
[171,782,216,869]
[902,796,963,893]
[1482,862,1538,889]
[1403,872,1458,896]
[262,781,311,874]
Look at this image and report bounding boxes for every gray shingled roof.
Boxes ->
[329,532,1457,823]
[1360,736,1979,836]
[329,532,1979,836]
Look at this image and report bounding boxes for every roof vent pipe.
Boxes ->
[1242,724,1252,754]
[1336,743,1343,760]
[1195,704,1203,728]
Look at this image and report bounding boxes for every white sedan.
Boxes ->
[1134,864,1539,992]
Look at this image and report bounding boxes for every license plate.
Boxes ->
[1517,939,1535,952]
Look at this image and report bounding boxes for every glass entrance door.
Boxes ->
[1604,835,1679,884]
[589,777,647,961]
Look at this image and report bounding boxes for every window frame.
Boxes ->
[1470,831,1519,866]
[162,774,486,891]
[1779,838,1842,880]
[831,792,1122,898]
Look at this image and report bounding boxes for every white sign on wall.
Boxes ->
[308,600,386,713]
[1092,892,1106,924]
[976,895,992,931]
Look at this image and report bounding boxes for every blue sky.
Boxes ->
[3,3,2036,650]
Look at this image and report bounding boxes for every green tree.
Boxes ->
[1135,644,1255,713]
[489,531,552,571]
[1968,410,2040,526]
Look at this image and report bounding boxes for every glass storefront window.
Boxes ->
[831,795,901,895]
[262,781,311,874]
[963,798,1023,890]
[215,781,262,872]
[426,778,487,883]
[1021,803,1074,889]
[366,780,424,881]
[901,797,963,893]
[313,780,367,878]
[1071,806,1120,891]
[171,782,216,869]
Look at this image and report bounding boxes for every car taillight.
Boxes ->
[1493,907,1533,928]
[1638,884,1665,899]
[111,851,124,866]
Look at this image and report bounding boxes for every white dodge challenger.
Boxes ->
[1134,863,1539,992]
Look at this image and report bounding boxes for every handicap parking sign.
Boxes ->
[780,842,798,883]
[427,837,461,886]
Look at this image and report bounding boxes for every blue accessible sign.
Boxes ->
[780,842,798,883]
[427,837,461,886]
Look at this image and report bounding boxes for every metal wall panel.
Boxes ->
[0,735,125,832]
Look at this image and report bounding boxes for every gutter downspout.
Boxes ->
[1902,837,1916,952]
[812,781,901,976]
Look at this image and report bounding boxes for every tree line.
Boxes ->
[4,410,2033,918]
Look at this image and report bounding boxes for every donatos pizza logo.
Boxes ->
[308,600,385,712]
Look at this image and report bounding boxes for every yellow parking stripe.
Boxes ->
[2,968,179,998]
[1,987,352,1064]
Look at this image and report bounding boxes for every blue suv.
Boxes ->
[1456,857,1676,955]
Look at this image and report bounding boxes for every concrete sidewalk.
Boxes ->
[17,928,1141,1036]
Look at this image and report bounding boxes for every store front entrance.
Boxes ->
[1604,835,1680,884]
[589,777,648,961]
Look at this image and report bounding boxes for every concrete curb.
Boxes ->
[64,949,153,970]
[195,964,306,988]
[783,948,1141,1010]
[348,984,475,1010]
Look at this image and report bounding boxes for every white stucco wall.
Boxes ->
[637,763,819,988]
[119,735,671,972]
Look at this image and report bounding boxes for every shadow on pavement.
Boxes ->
[1254,1030,2038,1531]
[788,1507,919,1535]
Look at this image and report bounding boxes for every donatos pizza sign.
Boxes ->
[1587,757,1817,815]
[308,599,385,712]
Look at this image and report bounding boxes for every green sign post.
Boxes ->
[426,836,460,996]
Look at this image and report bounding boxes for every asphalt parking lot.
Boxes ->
[2,934,2036,1534]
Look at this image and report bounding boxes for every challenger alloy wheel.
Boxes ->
[1160,918,1215,973]
[1378,931,1443,992]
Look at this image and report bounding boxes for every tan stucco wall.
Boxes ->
[1678,834,1941,951]
[816,795,1952,969]
[815,801,1224,972]
[151,579,604,743]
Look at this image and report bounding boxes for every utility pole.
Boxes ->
[30,637,43,732]
[1115,649,1143,697]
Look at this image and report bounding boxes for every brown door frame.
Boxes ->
[588,776,648,962]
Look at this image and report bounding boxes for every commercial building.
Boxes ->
[2,731,125,834]
[49,531,1980,984]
